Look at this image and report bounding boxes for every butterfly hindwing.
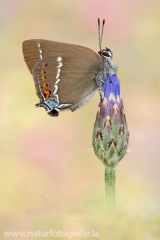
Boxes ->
[32,53,101,112]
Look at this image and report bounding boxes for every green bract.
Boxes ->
[92,95,129,167]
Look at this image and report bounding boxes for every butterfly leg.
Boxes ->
[95,73,103,101]
[106,73,112,83]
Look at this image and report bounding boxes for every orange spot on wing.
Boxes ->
[42,70,46,74]
[44,90,51,98]
[42,83,47,89]
[42,76,46,80]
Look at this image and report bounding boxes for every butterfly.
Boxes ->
[22,19,119,116]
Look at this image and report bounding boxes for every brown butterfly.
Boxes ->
[22,19,119,116]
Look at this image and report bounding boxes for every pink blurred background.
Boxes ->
[0,0,160,239]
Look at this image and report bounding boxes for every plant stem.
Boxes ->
[105,167,116,218]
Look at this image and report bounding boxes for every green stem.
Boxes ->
[105,167,116,218]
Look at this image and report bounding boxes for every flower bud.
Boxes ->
[92,74,129,167]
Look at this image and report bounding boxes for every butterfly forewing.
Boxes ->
[22,39,101,73]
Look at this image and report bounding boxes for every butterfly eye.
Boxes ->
[98,48,113,59]
[102,51,110,57]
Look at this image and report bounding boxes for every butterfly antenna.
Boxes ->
[98,18,101,51]
[100,19,105,47]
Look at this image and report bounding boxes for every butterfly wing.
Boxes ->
[22,39,101,72]
[22,39,101,115]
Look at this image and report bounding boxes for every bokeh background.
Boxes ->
[1,0,160,239]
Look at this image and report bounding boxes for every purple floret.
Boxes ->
[103,74,120,101]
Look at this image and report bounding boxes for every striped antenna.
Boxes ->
[98,18,101,51]
[100,19,105,47]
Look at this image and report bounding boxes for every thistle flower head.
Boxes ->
[92,74,129,167]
